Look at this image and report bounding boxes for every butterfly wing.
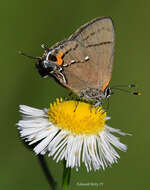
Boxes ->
[52,17,115,95]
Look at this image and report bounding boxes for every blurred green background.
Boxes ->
[0,0,149,189]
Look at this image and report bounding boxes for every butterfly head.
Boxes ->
[36,46,63,78]
[36,54,60,78]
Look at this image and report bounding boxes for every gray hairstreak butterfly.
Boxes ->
[20,17,141,106]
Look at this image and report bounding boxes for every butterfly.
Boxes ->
[21,17,115,106]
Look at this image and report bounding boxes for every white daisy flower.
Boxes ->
[17,98,130,172]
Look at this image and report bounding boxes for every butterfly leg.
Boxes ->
[52,68,67,84]
[74,101,79,112]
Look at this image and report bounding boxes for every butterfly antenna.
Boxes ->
[41,44,49,52]
[18,50,41,60]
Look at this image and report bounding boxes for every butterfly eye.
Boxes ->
[48,54,57,62]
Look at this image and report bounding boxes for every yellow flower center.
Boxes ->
[47,99,107,135]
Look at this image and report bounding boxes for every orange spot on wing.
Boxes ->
[102,80,110,91]
[56,51,64,66]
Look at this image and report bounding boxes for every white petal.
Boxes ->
[17,104,131,172]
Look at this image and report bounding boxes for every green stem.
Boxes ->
[38,155,58,190]
[62,160,71,190]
